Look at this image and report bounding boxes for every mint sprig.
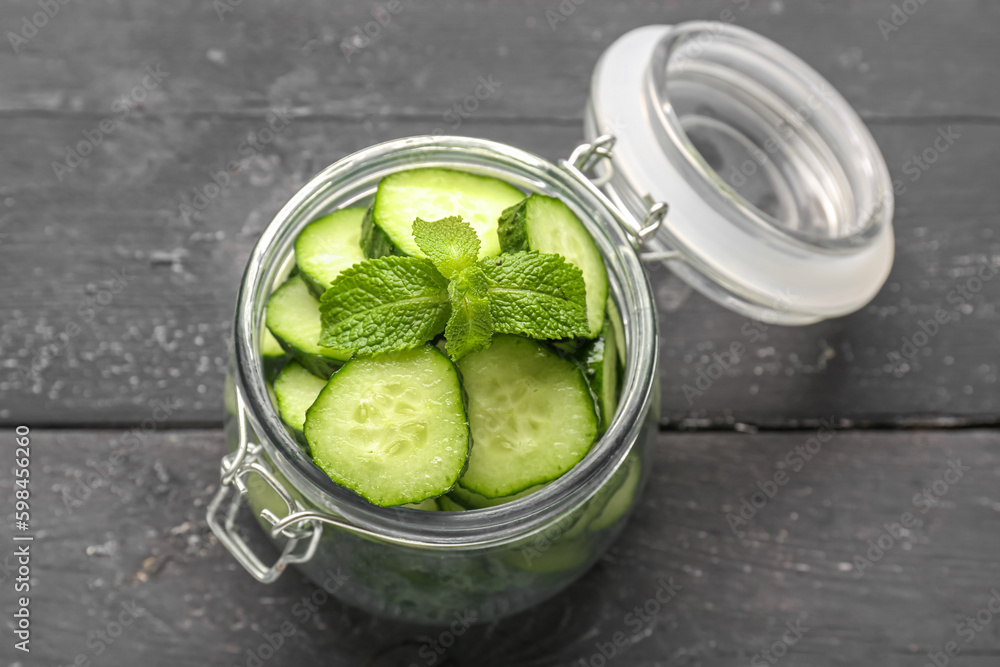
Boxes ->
[320,217,590,360]
[480,251,589,340]
[413,216,479,279]
[319,255,450,356]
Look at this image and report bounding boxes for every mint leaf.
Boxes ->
[480,252,590,339]
[445,265,493,360]
[412,216,480,279]
[319,256,450,356]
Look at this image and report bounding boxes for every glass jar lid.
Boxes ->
[586,22,895,324]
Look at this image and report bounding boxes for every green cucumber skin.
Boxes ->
[269,332,341,379]
[447,484,544,510]
[360,204,404,259]
[497,199,530,253]
[304,346,471,507]
[581,316,620,433]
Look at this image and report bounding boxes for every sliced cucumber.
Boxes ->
[363,168,524,260]
[294,208,367,296]
[588,457,641,533]
[304,346,470,507]
[266,274,350,378]
[260,328,289,381]
[457,335,598,498]
[448,484,545,510]
[403,498,440,511]
[606,298,626,367]
[507,537,592,574]
[499,194,609,337]
[582,314,620,433]
[273,361,327,444]
[437,495,466,512]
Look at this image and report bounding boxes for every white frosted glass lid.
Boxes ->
[587,23,895,324]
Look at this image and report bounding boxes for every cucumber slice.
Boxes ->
[508,537,592,574]
[606,298,626,367]
[363,168,524,260]
[448,484,545,510]
[304,346,470,507]
[294,208,367,296]
[273,361,327,444]
[260,328,289,380]
[582,315,620,432]
[499,194,609,337]
[403,498,440,511]
[588,457,641,533]
[266,275,350,377]
[437,495,466,512]
[457,335,598,498]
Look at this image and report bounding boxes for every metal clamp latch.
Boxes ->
[206,387,322,583]
[561,135,679,262]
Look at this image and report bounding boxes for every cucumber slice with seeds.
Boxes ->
[266,274,350,378]
[273,361,327,445]
[363,168,524,260]
[499,194,609,337]
[304,346,470,507]
[295,208,367,296]
[457,335,598,498]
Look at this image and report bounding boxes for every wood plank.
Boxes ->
[1,115,997,427]
[10,428,1000,665]
[2,0,998,120]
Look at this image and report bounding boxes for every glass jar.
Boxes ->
[208,21,894,625]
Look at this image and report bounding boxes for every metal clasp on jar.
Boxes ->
[560,134,679,263]
[206,386,323,583]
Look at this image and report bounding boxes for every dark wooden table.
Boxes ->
[2,1,999,665]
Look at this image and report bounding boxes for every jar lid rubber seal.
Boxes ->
[587,23,895,323]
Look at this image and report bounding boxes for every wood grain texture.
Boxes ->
[7,428,999,666]
[2,0,999,119]
[1,117,997,427]
[1,0,998,430]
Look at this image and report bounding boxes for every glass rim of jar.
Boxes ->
[232,135,658,549]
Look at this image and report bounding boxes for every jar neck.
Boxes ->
[233,136,659,547]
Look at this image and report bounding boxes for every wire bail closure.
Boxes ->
[561,135,674,259]
[206,386,322,583]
